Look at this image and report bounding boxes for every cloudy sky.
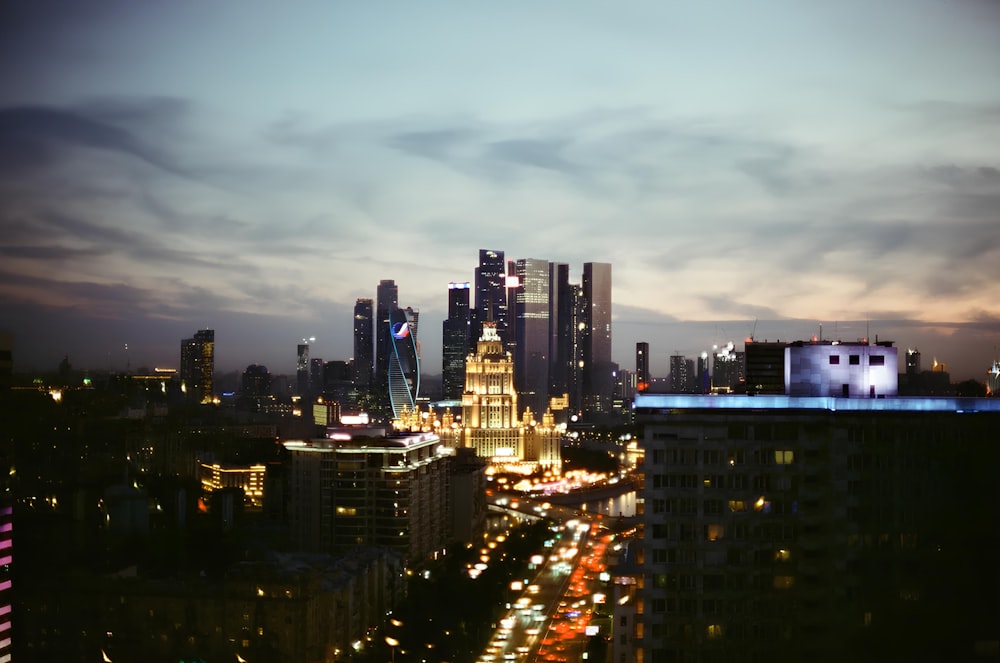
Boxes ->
[1,1,998,381]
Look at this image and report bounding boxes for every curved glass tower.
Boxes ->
[388,307,420,418]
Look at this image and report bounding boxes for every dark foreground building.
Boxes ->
[630,393,1000,663]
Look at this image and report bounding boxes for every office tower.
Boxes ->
[549,263,572,401]
[284,430,452,563]
[636,342,650,387]
[582,262,613,416]
[241,364,271,399]
[697,351,711,393]
[310,357,324,393]
[744,340,788,394]
[475,249,508,347]
[905,348,921,375]
[387,307,420,419]
[514,258,551,417]
[669,354,686,393]
[462,322,522,460]
[631,392,1000,662]
[180,328,214,403]
[296,340,310,396]
[353,298,374,392]
[375,280,399,407]
[322,360,353,408]
[711,341,744,393]
[442,282,471,401]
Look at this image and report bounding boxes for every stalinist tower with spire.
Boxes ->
[462,321,522,460]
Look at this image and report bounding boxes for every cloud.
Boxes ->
[0,105,189,178]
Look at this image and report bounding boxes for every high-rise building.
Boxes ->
[669,354,693,393]
[905,348,921,375]
[284,430,452,564]
[744,340,788,394]
[582,262,613,416]
[0,488,11,663]
[475,249,508,347]
[240,364,271,399]
[636,342,650,388]
[180,329,214,404]
[461,321,521,460]
[442,282,471,401]
[387,308,420,419]
[549,263,573,404]
[631,392,1000,662]
[514,258,551,417]
[353,298,374,391]
[375,280,399,410]
[296,340,310,396]
[711,341,744,393]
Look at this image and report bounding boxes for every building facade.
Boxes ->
[353,298,374,392]
[514,258,551,417]
[582,262,613,416]
[442,282,471,401]
[284,431,451,564]
[631,393,1000,663]
[180,328,215,404]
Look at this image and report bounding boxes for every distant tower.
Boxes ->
[180,329,214,403]
[582,262,613,416]
[514,258,551,417]
[442,282,471,401]
[906,348,922,375]
[669,354,691,393]
[296,338,312,397]
[475,249,508,348]
[241,364,271,400]
[388,308,420,419]
[353,298,374,392]
[636,342,650,387]
[549,263,572,402]
[375,279,399,408]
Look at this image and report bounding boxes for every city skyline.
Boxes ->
[2,2,999,381]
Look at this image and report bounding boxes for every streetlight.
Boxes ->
[385,636,399,663]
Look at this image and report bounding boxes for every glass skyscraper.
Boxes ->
[387,307,420,418]
[475,249,508,348]
[442,282,471,401]
[514,258,551,418]
[353,298,374,392]
[582,262,613,415]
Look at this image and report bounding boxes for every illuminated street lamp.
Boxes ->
[385,636,400,663]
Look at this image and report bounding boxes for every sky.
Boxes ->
[1,1,998,382]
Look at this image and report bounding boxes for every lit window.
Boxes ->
[706,624,723,638]
[705,524,725,542]
[773,575,795,589]
[728,500,746,513]
[774,549,791,562]
[774,450,794,465]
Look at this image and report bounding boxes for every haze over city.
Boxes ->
[2,1,998,381]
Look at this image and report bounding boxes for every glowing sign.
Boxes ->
[391,322,411,339]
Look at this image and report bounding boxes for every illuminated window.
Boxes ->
[705,524,725,542]
[706,624,723,638]
[728,500,746,513]
[774,450,794,465]
[774,549,791,562]
[336,506,357,516]
[773,575,795,589]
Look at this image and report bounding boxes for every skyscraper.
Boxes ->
[353,298,374,392]
[582,262,613,416]
[549,263,572,402]
[475,249,508,348]
[375,279,399,410]
[387,307,420,419]
[296,339,311,397]
[636,342,650,388]
[514,258,551,417]
[442,282,471,401]
[180,329,214,404]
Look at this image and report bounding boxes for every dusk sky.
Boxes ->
[1,2,998,381]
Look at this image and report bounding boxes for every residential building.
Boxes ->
[180,329,214,404]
